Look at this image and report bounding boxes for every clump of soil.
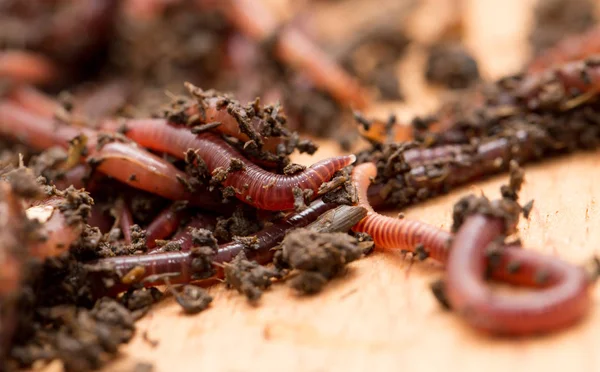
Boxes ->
[425,43,480,89]
[223,251,282,303]
[277,229,369,294]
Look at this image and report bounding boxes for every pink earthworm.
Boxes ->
[100,118,355,210]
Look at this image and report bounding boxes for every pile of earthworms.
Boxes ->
[0,0,375,142]
[2,0,600,370]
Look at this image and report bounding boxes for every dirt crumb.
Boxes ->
[214,207,262,242]
[119,287,163,320]
[425,43,480,89]
[279,229,366,295]
[223,251,281,303]
[172,285,213,314]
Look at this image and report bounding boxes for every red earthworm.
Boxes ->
[145,206,190,249]
[119,201,134,245]
[53,164,90,190]
[148,213,217,253]
[0,101,84,150]
[0,51,59,86]
[366,131,541,209]
[74,80,131,121]
[446,214,593,335]
[402,144,467,165]
[213,0,369,109]
[101,118,355,210]
[88,199,335,295]
[8,82,128,124]
[90,141,224,210]
[527,26,600,74]
[161,213,218,252]
[6,85,60,118]
[352,162,451,261]
[405,133,538,189]
[0,103,227,210]
[179,94,284,150]
[352,162,595,335]
[517,59,600,110]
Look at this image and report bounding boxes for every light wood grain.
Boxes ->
[95,1,600,371]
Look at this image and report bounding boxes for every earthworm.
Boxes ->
[8,82,127,124]
[0,101,84,150]
[119,201,134,245]
[352,162,595,335]
[352,162,451,261]
[518,58,600,110]
[402,144,467,165]
[0,51,59,86]
[527,26,600,74]
[145,206,189,249]
[178,91,284,150]
[6,85,60,118]
[149,212,217,252]
[101,118,355,210]
[405,132,539,189]
[87,199,336,295]
[0,103,227,210]
[216,0,369,109]
[53,164,90,190]
[90,141,225,210]
[74,80,131,120]
[445,214,593,335]
[366,131,543,209]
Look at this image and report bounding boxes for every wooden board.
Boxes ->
[90,1,600,371]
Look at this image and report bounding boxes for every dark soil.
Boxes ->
[425,43,480,90]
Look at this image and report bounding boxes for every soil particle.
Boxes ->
[119,287,163,320]
[190,246,218,280]
[214,206,263,242]
[321,171,358,206]
[184,149,211,190]
[430,279,451,310]
[425,43,481,89]
[172,285,213,314]
[224,251,282,303]
[292,186,313,212]
[451,161,524,235]
[279,229,366,295]
[283,163,306,175]
[190,228,218,250]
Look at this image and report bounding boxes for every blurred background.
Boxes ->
[4,0,599,152]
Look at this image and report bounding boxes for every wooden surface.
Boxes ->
[95,1,600,371]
